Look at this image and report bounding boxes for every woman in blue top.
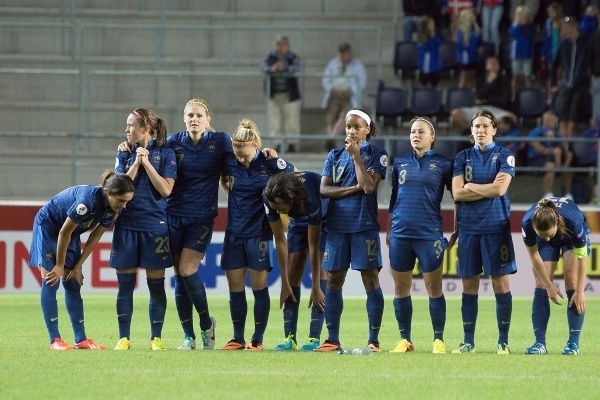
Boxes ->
[454,8,480,88]
[111,108,177,351]
[264,171,328,352]
[29,171,134,350]
[316,108,388,353]
[417,17,443,88]
[451,108,517,354]
[509,6,535,102]
[387,117,454,354]
[521,198,588,356]
[218,119,295,351]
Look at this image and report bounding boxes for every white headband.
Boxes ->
[346,110,371,126]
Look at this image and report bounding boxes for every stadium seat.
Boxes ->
[375,86,407,129]
[393,41,418,80]
[514,88,547,128]
[445,87,475,113]
[433,139,458,160]
[409,87,442,120]
[498,39,512,76]
[439,40,457,80]
[571,140,597,167]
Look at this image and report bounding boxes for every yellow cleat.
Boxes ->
[389,339,414,353]
[114,337,131,350]
[149,337,166,351]
[432,339,446,354]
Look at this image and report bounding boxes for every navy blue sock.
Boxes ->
[282,286,301,340]
[308,279,327,340]
[147,278,167,339]
[324,288,343,344]
[366,287,384,344]
[41,279,60,343]
[182,271,212,331]
[252,287,270,343]
[62,279,86,343]
[566,290,585,345]
[229,290,247,343]
[461,293,478,346]
[393,296,412,342]
[532,288,550,344]
[174,275,195,339]
[495,291,512,345]
[429,295,446,342]
[116,274,136,339]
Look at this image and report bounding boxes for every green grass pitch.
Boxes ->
[1,294,598,399]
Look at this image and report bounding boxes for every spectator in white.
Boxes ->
[321,42,367,150]
[261,35,301,153]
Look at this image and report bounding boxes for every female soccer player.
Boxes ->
[264,171,328,352]
[166,99,227,350]
[111,108,177,351]
[316,108,388,352]
[451,108,517,354]
[387,117,454,354]
[218,119,295,351]
[521,198,588,356]
[29,171,134,350]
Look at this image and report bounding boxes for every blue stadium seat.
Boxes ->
[394,41,418,80]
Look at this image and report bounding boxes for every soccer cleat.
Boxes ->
[389,339,414,353]
[177,336,196,351]
[245,340,263,351]
[525,342,547,355]
[497,343,510,355]
[114,338,131,351]
[314,340,341,352]
[451,342,475,354]
[74,338,106,350]
[49,338,73,350]
[220,339,245,350]
[200,317,216,350]
[274,333,297,351]
[299,338,320,352]
[432,339,446,354]
[149,337,166,351]
[367,342,382,353]
[562,341,579,356]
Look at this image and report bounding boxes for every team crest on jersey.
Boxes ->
[491,154,498,164]
[380,155,388,167]
[363,154,372,163]
[76,204,88,215]
[507,155,515,167]
[45,252,53,262]
[429,163,437,170]
[153,154,161,163]
[277,159,288,170]
[208,144,216,152]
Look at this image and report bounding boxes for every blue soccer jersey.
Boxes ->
[322,141,388,233]
[453,143,515,234]
[166,131,232,219]
[389,150,452,239]
[34,185,118,235]
[114,139,177,231]
[223,152,294,237]
[522,197,589,248]
[265,171,324,229]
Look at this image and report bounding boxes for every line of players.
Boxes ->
[30,99,588,355]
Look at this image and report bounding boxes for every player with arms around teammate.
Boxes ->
[521,198,588,356]
[29,171,134,350]
[387,117,454,354]
[452,109,517,354]
[316,109,388,352]
[264,171,328,351]
[111,108,177,351]
[218,119,295,351]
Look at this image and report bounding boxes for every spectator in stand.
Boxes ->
[497,115,526,165]
[579,5,599,37]
[579,119,600,204]
[526,110,574,200]
[443,0,477,37]
[540,3,563,105]
[450,55,516,132]
[509,6,535,102]
[510,0,540,24]
[403,0,442,41]
[321,43,367,150]
[481,0,505,54]
[552,16,592,138]
[454,8,481,88]
[591,10,600,124]
[261,35,301,153]
[416,17,443,88]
